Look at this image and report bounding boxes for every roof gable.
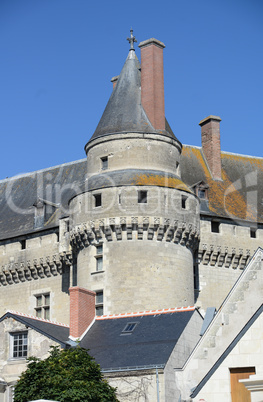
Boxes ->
[1,311,69,346]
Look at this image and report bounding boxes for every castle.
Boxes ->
[0,31,262,401]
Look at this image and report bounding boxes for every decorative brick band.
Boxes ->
[7,309,69,327]
[70,217,200,251]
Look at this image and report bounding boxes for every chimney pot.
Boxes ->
[199,115,222,180]
[111,75,119,89]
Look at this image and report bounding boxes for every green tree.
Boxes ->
[14,346,119,402]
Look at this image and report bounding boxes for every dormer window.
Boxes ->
[198,189,206,199]
[192,181,209,200]
[33,199,45,229]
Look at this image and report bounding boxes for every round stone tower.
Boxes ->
[69,33,200,315]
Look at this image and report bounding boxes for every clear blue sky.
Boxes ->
[1,0,262,179]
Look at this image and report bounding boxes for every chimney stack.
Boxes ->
[139,38,166,131]
[199,115,222,180]
[69,287,95,338]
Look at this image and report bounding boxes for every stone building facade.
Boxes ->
[0,31,263,401]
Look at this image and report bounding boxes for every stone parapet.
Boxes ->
[70,216,200,251]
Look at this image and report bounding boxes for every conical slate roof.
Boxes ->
[87,48,178,145]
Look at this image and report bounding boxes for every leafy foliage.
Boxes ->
[14,346,119,402]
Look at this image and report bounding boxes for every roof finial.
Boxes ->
[127,28,137,50]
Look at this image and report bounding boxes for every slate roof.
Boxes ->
[181,146,263,222]
[1,311,69,347]
[0,159,87,241]
[80,308,199,371]
[86,48,179,147]
[1,145,263,242]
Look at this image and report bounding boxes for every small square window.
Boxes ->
[94,194,102,208]
[211,221,220,233]
[96,244,103,255]
[10,332,28,359]
[95,306,104,316]
[138,190,147,204]
[101,156,108,170]
[181,195,187,209]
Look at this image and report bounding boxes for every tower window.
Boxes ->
[95,244,103,271]
[101,156,108,170]
[250,228,257,238]
[181,195,187,209]
[94,193,102,208]
[95,291,103,316]
[20,239,26,250]
[138,190,147,204]
[211,221,220,233]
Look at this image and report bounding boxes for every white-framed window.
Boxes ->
[35,293,50,319]
[95,290,103,316]
[10,332,28,359]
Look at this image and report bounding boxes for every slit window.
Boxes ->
[138,190,147,204]
[94,193,102,208]
[250,228,257,238]
[211,221,220,233]
[181,195,187,209]
[101,156,108,170]
[20,239,26,250]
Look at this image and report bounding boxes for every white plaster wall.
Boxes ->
[193,311,263,402]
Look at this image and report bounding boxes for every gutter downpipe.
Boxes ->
[156,367,160,402]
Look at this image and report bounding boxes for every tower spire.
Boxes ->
[127,28,137,50]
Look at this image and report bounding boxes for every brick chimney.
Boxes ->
[199,115,222,180]
[138,38,166,131]
[69,287,95,338]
